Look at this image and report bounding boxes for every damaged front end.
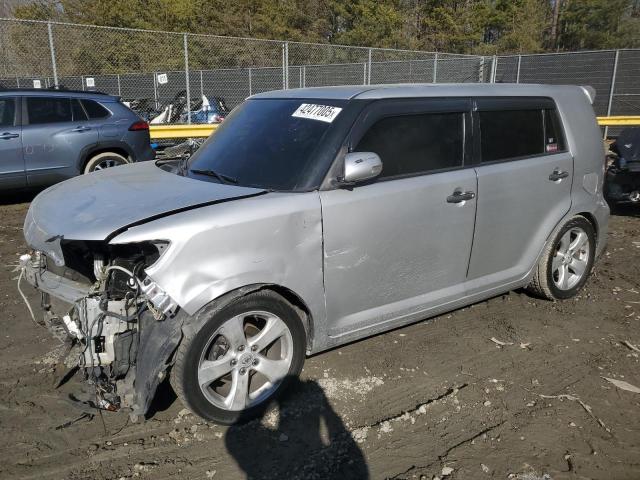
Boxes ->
[20,240,183,419]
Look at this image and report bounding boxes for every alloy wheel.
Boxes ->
[197,311,294,411]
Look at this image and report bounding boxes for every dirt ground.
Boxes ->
[1,196,640,480]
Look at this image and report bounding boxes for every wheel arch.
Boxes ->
[575,211,598,242]
[79,144,133,171]
[182,283,314,354]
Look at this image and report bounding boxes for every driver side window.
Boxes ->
[355,112,464,179]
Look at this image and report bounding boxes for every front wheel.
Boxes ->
[170,290,306,424]
[527,216,596,300]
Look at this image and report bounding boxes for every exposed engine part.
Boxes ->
[62,314,84,339]
[20,239,179,416]
[73,296,140,369]
[140,276,178,317]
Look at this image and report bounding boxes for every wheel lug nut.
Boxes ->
[239,368,247,375]
[238,345,245,352]
[230,359,237,366]
[252,359,259,366]
[251,345,258,352]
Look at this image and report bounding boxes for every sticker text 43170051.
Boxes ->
[292,104,342,123]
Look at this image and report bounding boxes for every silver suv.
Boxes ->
[22,84,609,424]
[0,89,154,191]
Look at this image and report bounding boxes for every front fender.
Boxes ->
[110,191,328,352]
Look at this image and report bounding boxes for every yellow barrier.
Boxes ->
[149,124,218,139]
[596,116,640,126]
[149,116,640,140]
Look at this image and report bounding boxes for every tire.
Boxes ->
[527,216,596,300]
[170,290,306,424]
[83,152,128,174]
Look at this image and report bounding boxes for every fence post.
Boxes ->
[478,56,485,82]
[367,48,372,85]
[282,42,289,89]
[604,49,620,139]
[153,72,159,109]
[116,74,121,96]
[491,55,498,83]
[183,33,191,124]
[516,55,522,83]
[248,68,252,96]
[363,62,367,85]
[47,22,58,87]
[432,52,438,83]
[302,65,306,88]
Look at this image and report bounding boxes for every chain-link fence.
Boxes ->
[1,18,638,131]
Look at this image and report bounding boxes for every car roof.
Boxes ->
[250,83,589,101]
[0,88,119,101]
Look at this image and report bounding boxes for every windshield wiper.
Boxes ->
[190,168,238,185]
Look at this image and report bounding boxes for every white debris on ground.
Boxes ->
[318,375,385,400]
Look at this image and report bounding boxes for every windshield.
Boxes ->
[186,98,347,191]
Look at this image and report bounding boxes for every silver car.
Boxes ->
[21,83,609,424]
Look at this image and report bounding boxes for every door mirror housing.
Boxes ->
[341,151,383,184]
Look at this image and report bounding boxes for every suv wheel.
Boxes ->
[527,216,596,300]
[170,290,306,424]
[83,152,128,173]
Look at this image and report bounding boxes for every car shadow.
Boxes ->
[0,188,43,205]
[225,376,369,480]
[609,203,640,218]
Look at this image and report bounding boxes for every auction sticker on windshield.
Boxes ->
[292,104,342,123]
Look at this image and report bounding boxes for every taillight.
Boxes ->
[129,120,149,131]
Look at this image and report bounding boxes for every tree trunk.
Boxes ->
[551,0,561,48]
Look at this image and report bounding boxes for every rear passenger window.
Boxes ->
[71,99,88,121]
[27,97,72,124]
[355,112,464,178]
[0,98,15,127]
[544,109,566,153]
[479,109,543,162]
[81,100,110,119]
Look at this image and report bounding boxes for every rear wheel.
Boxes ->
[170,290,306,424]
[83,152,128,173]
[527,216,596,300]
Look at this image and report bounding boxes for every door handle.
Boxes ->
[71,126,91,132]
[549,169,569,181]
[0,132,19,140]
[446,190,476,203]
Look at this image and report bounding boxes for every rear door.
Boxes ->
[22,96,98,186]
[466,97,573,292]
[0,96,26,189]
[320,99,477,338]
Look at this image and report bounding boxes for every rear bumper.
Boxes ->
[134,143,156,163]
[594,198,610,260]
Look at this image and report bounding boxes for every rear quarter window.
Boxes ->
[81,99,111,119]
[544,108,566,153]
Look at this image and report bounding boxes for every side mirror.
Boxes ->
[342,151,383,184]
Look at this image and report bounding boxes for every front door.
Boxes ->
[0,97,25,189]
[320,99,477,338]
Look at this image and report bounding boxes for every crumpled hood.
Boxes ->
[24,161,265,266]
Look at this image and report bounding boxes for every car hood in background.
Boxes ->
[24,161,265,265]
